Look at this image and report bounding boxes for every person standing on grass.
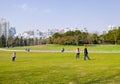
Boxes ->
[84,47,90,60]
[76,48,80,59]
[61,48,65,52]
[12,51,16,62]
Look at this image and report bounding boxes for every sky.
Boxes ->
[0,0,120,33]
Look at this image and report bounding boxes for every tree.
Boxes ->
[20,37,24,46]
[0,37,2,47]
[52,33,61,38]
[24,39,27,46]
[7,36,14,47]
[64,31,75,36]
[14,36,20,46]
[92,33,99,44]
[48,37,53,44]
[117,27,120,44]
[74,30,81,35]
[1,35,6,47]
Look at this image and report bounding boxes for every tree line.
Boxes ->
[0,27,120,47]
[0,35,48,47]
[48,27,120,45]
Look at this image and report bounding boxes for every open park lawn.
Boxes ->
[0,50,120,84]
[0,45,120,84]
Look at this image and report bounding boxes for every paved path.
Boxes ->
[0,48,120,53]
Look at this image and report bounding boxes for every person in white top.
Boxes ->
[76,48,80,59]
[12,51,16,62]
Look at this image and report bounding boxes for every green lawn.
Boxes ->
[4,44,120,53]
[0,51,120,84]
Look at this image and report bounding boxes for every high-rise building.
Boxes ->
[108,25,117,30]
[9,27,16,37]
[0,18,9,38]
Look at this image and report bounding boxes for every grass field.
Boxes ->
[4,44,120,51]
[0,48,120,84]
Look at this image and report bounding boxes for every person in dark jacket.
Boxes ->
[61,48,65,52]
[84,47,90,60]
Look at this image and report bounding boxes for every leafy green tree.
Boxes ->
[117,27,120,44]
[117,27,120,39]
[24,39,27,46]
[106,29,117,44]
[0,37,2,47]
[1,35,6,47]
[74,30,81,35]
[14,36,20,46]
[92,33,99,44]
[64,31,75,36]
[53,33,61,38]
[48,37,53,44]
[20,37,24,46]
[7,36,14,47]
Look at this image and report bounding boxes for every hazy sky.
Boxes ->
[0,0,120,33]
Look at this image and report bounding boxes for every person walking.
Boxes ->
[84,47,90,60]
[76,48,80,59]
[12,51,16,62]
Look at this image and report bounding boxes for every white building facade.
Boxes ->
[0,18,9,38]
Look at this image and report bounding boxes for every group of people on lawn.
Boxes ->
[12,47,90,62]
[76,47,90,60]
[61,47,90,60]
